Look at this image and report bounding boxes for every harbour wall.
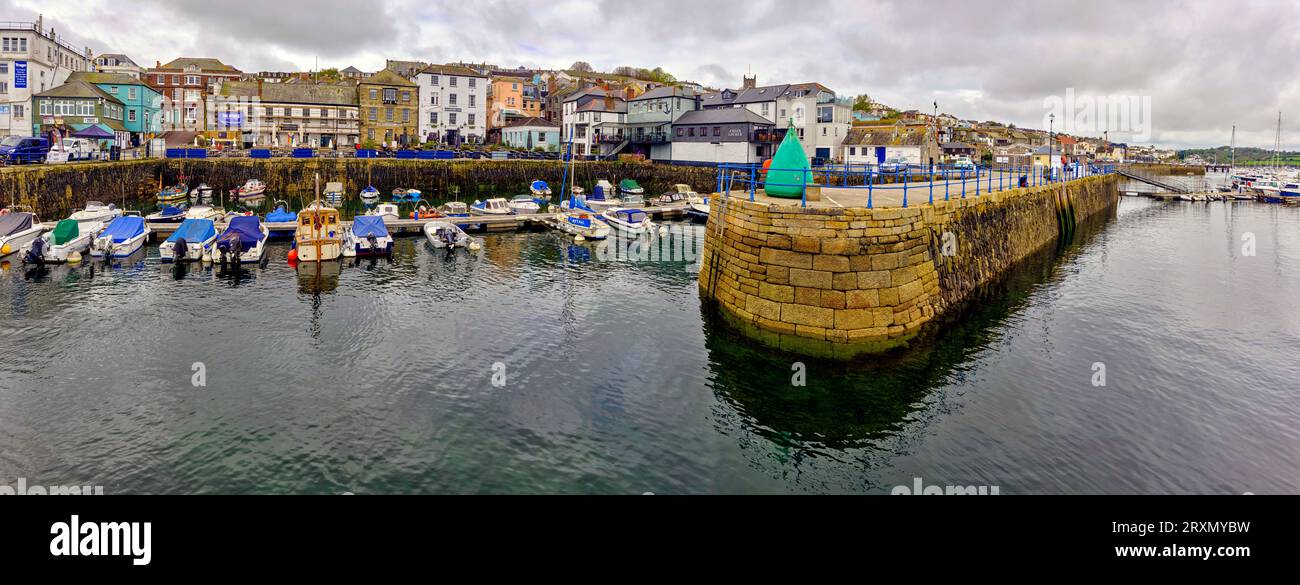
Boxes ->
[698,174,1121,358]
[0,159,718,218]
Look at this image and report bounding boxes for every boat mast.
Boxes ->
[1229,125,1235,169]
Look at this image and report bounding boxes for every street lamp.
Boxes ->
[1048,112,1055,182]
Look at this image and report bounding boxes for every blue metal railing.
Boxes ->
[714,162,1118,208]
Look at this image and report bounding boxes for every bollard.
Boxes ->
[976,166,981,196]
[945,168,950,201]
[801,168,807,208]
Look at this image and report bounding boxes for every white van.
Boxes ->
[45,138,100,164]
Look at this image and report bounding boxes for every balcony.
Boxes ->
[753,129,786,142]
[630,131,669,144]
[597,133,627,144]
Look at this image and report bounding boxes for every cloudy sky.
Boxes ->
[8,0,1297,149]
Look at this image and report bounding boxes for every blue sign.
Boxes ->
[217,112,243,128]
[14,61,26,89]
[0,106,8,114]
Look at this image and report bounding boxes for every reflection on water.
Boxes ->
[0,199,1298,494]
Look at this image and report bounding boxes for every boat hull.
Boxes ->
[159,235,217,263]
[295,239,342,262]
[90,230,149,258]
[423,222,472,249]
[0,227,43,257]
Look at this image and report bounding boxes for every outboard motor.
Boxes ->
[24,238,46,267]
[173,237,188,262]
[366,234,378,252]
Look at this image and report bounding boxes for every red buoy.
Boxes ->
[287,248,298,262]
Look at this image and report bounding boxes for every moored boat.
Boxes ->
[70,201,122,225]
[509,194,543,214]
[423,220,473,249]
[470,197,514,215]
[368,202,401,222]
[600,208,655,235]
[530,180,552,197]
[159,218,217,263]
[184,204,224,222]
[90,216,149,258]
[686,195,710,221]
[157,184,189,204]
[145,204,187,223]
[618,178,645,195]
[0,211,43,257]
[21,218,98,265]
[294,201,343,262]
[438,201,470,217]
[324,181,345,204]
[581,180,622,211]
[233,179,267,200]
[265,200,298,237]
[360,185,380,203]
[216,215,269,264]
[344,215,394,257]
[192,183,214,203]
[392,188,422,202]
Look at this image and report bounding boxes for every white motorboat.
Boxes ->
[184,204,225,221]
[509,194,543,214]
[90,216,150,258]
[686,195,710,221]
[530,180,553,198]
[70,201,122,225]
[22,218,100,264]
[215,216,269,264]
[145,204,187,223]
[324,181,345,204]
[580,180,622,211]
[159,218,217,263]
[423,220,473,249]
[470,197,514,216]
[233,179,267,200]
[191,183,214,203]
[360,185,380,203]
[343,215,393,257]
[600,208,656,235]
[0,211,43,258]
[368,202,401,223]
[552,209,611,240]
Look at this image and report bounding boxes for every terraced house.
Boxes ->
[416,64,487,145]
[145,57,243,134]
[31,80,128,147]
[359,69,417,147]
[66,71,162,145]
[219,80,359,148]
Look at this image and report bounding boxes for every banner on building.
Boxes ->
[14,61,26,89]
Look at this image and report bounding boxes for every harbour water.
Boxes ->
[0,195,1297,494]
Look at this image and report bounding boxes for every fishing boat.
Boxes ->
[157,184,189,204]
[470,197,514,215]
[159,218,217,263]
[145,204,187,223]
[90,216,149,258]
[184,204,224,222]
[0,211,42,257]
[600,208,655,235]
[360,185,381,204]
[21,218,98,265]
[438,202,470,217]
[509,194,543,214]
[293,180,343,262]
[192,183,214,203]
[215,215,269,264]
[233,179,267,200]
[392,188,422,202]
[324,181,345,204]
[423,220,473,249]
[368,202,401,222]
[70,201,122,225]
[344,215,393,257]
[265,200,298,237]
[686,195,710,221]
[530,180,552,197]
[1254,179,1283,202]
[1279,183,1300,204]
[618,178,645,195]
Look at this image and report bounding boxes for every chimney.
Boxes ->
[604,95,614,110]
[36,14,42,32]
[742,75,757,90]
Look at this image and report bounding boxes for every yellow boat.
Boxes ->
[294,175,343,262]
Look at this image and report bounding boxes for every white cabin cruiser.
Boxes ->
[368,202,401,223]
[470,197,514,216]
[0,211,43,258]
[90,216,150,258]
[70,201,122,225]
[509,194,543,214]
[600,208,656,235]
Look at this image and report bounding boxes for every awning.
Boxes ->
[72,124,113,139]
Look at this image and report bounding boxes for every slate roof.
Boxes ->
[221,80,358,106]
[420,64,486,77]
[360,68,417,87]
[504,116,559,129]
[673,108,773,126]
[631,85,696,101]
[66,71,148,86]
[843,126,930,146]
[156,57,240,72]
[34,80,125,104]
[700,84,790,107]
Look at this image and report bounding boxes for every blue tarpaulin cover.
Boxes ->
[611,209,647,222]
[99,216,145,243]
[351,215,389,238]
[166,219,216,244]
[266,206,297,223]
[219,216,265,248]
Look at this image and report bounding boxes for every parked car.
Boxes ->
[952,155,976,170]
[878,157,910,173]
[45,138,100,164]
[0,136,51,165]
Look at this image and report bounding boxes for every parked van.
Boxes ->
[45,138,100,164]
[0,136,51,165]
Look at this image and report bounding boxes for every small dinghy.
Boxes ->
[157,184,189,204]
[324,181,345,204]
[22,218,97,265]
[70,201,122,224]
[368,202,401,222]
[233,179,266,200]
[509,194,543,214]
[344,215,393,257]
[159,218,217,263]
[192,183,214,203]
[90,216,149,258]
[600,208,656,235]
[618,178,645,195]
[0,211,43,258]
[392,188,422,202]
[215,215,269,264]
[423,220,473,249]
[530,180,552,197]
[265,200,298,238]
[146,204,187,223]
[410,202,442,220]
[686,195,710,221]
[184,204,224,222]
[470,197,514,215]
[360,185,380,203]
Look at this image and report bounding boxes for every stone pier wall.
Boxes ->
[699,174,1120,358]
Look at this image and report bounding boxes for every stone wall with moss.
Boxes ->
[698,174,1120,358]
[0,159,718,218]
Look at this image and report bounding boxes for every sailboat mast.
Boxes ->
[1229,125,1235,169]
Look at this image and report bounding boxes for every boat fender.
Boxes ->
[67,250,82,264]
[1,243,9,255]
[574,235,585,243]
[468,241,482,252]
[287,248,298,262]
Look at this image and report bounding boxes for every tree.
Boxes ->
[613,66,638,77]
[852,94,873,111]
[316,67,342,83]
[569,61,594,73]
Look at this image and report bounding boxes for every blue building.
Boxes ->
[502,116,560,151]
[65,70,162,145]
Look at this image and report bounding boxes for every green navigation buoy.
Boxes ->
[765,119,811,198]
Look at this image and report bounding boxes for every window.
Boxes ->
[449,93,457,106]
[449,113,457,125]
[430,75,439,86]
[368,129,375,140]
[185,75,200,85]
[2,37,28,52]
[450,77,457,87]
[512,83,518,90]
[688,127,695,137]
[172,75,180,85]
[676,128,684,137]
[12,104,21,119]
[429,111,438,124]
[713,126,721,136]
[0,81,6,94]
[822,127,827,136]
[468,78,475,88]
[386,108,393,122]
[762,103,770,116]
[401,91,410,102]
[402,109,409,123]
[128,109,137,122]
[369,89,378,100]
[849,147,856,156]
[468,113,475,126]
[128,87,137,100]
[156,74,164,84]
[369,107,377,121]
[430,93,439,105]
[108,86,119,94]
[383,88,397,102]
[468,95,476,107]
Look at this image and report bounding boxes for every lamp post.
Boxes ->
[1048,113,1055,182]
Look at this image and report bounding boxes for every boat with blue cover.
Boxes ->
[344,215,393,257]
[600,208,655,235]
[470,197,513,215]
[215,215,269,264]
[360,185,380,203]
[146,204,187,223]
[392,188,422,202]
[265,200,298,237]
[530,180,552,197]
[90,216,149,258]
[159,218,217,262]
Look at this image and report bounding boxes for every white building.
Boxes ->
[700,77,851,161]
[0,16,93,137]
[561,87,627,158]
[416,64,487,145]
[93,53,144,79]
